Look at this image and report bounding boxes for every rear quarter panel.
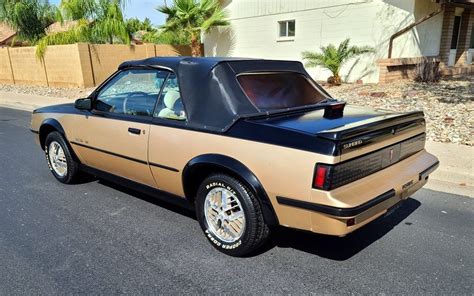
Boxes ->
[148,125,336,230]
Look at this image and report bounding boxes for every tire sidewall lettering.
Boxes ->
[44,144,54,172]
[203,182,244,251]
[205,229,242,250]
[205,182,237,196]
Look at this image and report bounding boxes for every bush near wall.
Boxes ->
[0,43,195,88]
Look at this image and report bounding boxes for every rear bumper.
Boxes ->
[276,150,439,236]
[277,189,397,218]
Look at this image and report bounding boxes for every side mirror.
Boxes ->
[75,98,92,110]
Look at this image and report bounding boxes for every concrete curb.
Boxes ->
[1,90,472,197]
[424,141,473,197]
[0,91,72,112]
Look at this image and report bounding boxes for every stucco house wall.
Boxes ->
[203,0,444,83]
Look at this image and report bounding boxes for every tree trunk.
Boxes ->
[190,34,201,57]
[327,73,342,85]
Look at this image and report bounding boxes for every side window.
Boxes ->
[94,69,168,117]
[154,73,186,121]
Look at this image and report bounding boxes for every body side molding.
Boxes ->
[182,154,279,225]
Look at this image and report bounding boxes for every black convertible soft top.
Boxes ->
[119,57,323,132]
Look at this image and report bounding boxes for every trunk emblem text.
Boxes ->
[343,140,363,150]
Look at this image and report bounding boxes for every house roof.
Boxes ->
[46,21,83,34]
[0,22,16,44]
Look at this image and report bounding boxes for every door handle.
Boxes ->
[128,127,141,135]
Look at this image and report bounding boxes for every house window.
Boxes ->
[278,20,295,39]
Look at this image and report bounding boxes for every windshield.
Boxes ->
[237,72,329,112]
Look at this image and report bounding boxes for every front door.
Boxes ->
[72,68,169,187]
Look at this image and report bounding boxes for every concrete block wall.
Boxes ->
[0,43,194,88]
[43,44,85,88]
[9,46,48,86]
[77,43,95,88]
[89,44,149,85]
[0,47,14,84]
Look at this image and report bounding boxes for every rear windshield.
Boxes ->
[237,72,328,111]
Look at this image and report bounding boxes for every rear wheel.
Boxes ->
[196,174,270,257]
[44,131,81,184]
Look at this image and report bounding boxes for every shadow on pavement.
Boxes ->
[263,198,421,260]
[90,175,420,260]
[97,178,197,220]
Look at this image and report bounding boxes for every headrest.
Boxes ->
[163,90,180,109]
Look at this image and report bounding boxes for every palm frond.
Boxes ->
[200,7,229,32]
[158,0,228,55]
[302,38,374,79]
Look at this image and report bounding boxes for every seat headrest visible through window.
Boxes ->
[163,90,180,109]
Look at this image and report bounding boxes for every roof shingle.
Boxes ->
[0,22,16,44]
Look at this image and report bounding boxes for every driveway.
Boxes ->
[0,107,473,294]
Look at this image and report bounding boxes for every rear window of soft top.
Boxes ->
[237,72,328,112]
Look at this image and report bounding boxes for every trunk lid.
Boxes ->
[254,105,426,158]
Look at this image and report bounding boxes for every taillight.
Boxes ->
[312,134,425,191]
[313,164,331,190]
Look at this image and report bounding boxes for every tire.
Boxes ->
[196,174,270,257]
[44,131,81,184]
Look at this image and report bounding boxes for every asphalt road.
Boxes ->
[0,107,473,295]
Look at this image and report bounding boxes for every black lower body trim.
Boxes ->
[80,164,192,210]
[276,189,396,217]
[419,161,439,181]
[71,141,179,172]
[30,129,39,134]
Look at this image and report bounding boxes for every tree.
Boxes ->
[126,17,155,35]
[302,38,374,85]
[157,0,229,57]
[36,0,130,57]
[142,30,188,45]
[0,0,58,43]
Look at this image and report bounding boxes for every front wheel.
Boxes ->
[44,131,81,184]
[195,174,270,257]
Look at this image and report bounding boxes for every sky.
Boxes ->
[49,0,168,26]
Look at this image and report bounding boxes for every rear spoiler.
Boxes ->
[316,111,425,141]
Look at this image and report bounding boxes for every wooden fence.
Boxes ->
[0,43,194,88]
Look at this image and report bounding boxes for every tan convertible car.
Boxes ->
[31,57,439,256]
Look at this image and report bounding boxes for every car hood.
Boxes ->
[33,103,78,114]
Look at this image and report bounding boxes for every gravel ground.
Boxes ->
[1,76,472,145]
[0,84,95,100]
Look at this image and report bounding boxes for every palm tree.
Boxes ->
[158,0,229,57]
[302,39,374,85]
[0,0,58,43]
[35,0,130,57]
